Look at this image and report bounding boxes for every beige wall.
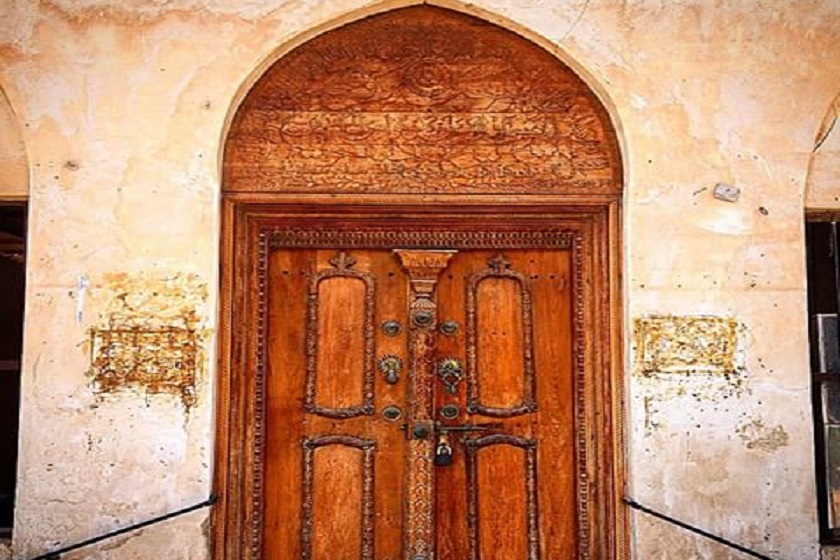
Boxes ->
[1,0,839,558]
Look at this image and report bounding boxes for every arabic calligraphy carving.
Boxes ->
[224,6,620,195]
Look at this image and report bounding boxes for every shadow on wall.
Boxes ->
[0,88,27,199]
[806,93,840,209]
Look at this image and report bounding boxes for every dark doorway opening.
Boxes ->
[0,202,25,537]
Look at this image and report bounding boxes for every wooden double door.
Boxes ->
[261,231,578,560]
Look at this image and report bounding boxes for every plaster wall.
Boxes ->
[1,1,839,558]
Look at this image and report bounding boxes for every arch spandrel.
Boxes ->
[223,5,621,196]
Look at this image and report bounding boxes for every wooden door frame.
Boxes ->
[212,194,626,560]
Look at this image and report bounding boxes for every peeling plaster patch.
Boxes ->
[633,315,744,376]
[87,273,208,409]
[736,419,789,452]
[89,326,200,408]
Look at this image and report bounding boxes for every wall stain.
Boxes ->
[736,419,789,452]
[87,272,208,410]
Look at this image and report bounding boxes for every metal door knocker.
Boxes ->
[378,355,403,385]
[437,357,463,394]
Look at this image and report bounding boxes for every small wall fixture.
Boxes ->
[713,183,740,203]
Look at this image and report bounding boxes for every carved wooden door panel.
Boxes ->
[262,241,576,560]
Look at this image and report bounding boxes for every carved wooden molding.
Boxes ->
[304,251,376,418]
[215,208,625,560]
[269,229,573,250]
[465,254,537,417]
[223,6,621,196]
[465,435,539,560]
[301,435,376,560]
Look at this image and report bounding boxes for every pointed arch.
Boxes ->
[223,5,621,197]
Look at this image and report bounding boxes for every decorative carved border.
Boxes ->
[301,435,376,560]
[304,251,376,418]
[465,434,540,560]
[250,229,270,559]
[464,254,536,417]
[249,226,589,559]
[571,232,590,559]
[269,229,573,250]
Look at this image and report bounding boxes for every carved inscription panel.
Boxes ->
[224,6,621,195]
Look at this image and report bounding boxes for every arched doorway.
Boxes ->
[215,6,625,559]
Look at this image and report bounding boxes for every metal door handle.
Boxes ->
[436,422,503,434]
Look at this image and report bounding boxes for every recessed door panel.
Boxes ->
[306,252,376,418]
[466,436,538,560]
[303,437,375,560]
[467,256,536,416]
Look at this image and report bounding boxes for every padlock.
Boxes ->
[434,434,454,467]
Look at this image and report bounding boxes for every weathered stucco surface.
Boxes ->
[1,0,839,558]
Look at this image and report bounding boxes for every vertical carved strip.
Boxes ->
[465,435,540,560]
[301,435,376,560]
[251,229,269,558]
[465,254,536,417]
[395,250,456,560]
[305,251,376,418]
[406,333,435,560]
[465,438,479,560]
[301,439,315,560]
[572,234,590,559]
[362,444,375,560]
[525,444,539,560]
